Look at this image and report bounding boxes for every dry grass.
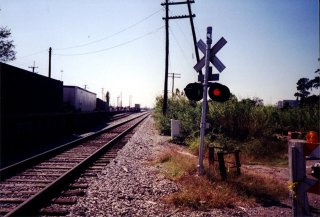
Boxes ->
[153,149,197,180]
[155,150,288,210]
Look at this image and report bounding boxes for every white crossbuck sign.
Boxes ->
[194,37,227,73]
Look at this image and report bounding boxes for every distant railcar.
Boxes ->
[134,104,141,112]
[63,86,97,112]
[96,98,109,111]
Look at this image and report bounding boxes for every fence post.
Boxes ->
[217,151,226,180]
[288,139,310,216]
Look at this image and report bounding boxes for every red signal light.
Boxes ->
[213,88,221,96]
[208,82,230,102]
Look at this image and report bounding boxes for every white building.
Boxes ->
[277,100,299,108]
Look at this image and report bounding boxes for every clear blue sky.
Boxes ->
[1,0,318,107]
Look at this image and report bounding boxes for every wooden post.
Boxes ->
[288,140,310,216]
[208,146,214,167]
[234,149,241,176]
[217,151,226,180]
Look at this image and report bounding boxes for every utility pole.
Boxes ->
[168,73,181,96]
[101,88,104,100]
[162,0,169,115]
[161,0,196,115]
[48,47,52,78]
[28,61,38,73]
[129,95,132,108]
[60,70,63,81]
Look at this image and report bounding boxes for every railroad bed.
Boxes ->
[0,112,149,216]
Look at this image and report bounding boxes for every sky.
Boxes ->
[0,0,319,108]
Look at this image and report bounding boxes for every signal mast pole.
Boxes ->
[198,27,212,175]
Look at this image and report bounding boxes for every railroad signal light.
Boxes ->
[184,82,203,101]
[208,82,230,102]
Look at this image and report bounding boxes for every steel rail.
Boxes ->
[4,112,149,216]
[0,112,147,180]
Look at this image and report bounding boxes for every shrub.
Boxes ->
[152,94,319,161]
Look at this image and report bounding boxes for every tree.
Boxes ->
[294,78,311,101]
[294,70,320,106]
[0,27,16,62]
[309,69,320,89]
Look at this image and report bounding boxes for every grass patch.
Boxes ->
[154,149,197,180]
[155,150,288,210]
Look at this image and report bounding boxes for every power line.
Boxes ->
[16,49,47,59]
[54,26,164,57]
[54,9,162,51]
[170,28,193,66]
[14,9,162,61]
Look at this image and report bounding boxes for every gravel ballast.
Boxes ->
[67,116,317,217]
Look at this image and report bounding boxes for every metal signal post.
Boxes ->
[198,27,212,175]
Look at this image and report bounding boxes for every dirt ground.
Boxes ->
[242,162,320,216]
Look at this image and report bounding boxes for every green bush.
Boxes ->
[152,94,319,159]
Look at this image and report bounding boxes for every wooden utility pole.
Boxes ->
[162,0,169,115]
[28,61,38,73]
[161,0,196,115]
[168,73,181,96]
[48,47,52,78]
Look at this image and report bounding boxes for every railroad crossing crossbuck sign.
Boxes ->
[194,37,227,73]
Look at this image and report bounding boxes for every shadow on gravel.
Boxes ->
[256,196,291,209]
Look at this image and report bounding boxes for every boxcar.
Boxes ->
[0,62,63,115]
[63,86,96,112]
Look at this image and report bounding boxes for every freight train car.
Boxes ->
[63,86,97,112]
[0,62,63,115]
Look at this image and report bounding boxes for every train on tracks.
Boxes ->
[0,62,141,168]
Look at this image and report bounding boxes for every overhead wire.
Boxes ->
[54,26,164,56]
[54,9,162,51]
[169,27,193,66]
[13,9,162,60]
[15,49,47,60]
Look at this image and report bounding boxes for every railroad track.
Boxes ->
[0,112,149,216]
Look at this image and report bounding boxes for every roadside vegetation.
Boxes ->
[152,70,319,211]
[152,89,318,210]
[152,93,319,165]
